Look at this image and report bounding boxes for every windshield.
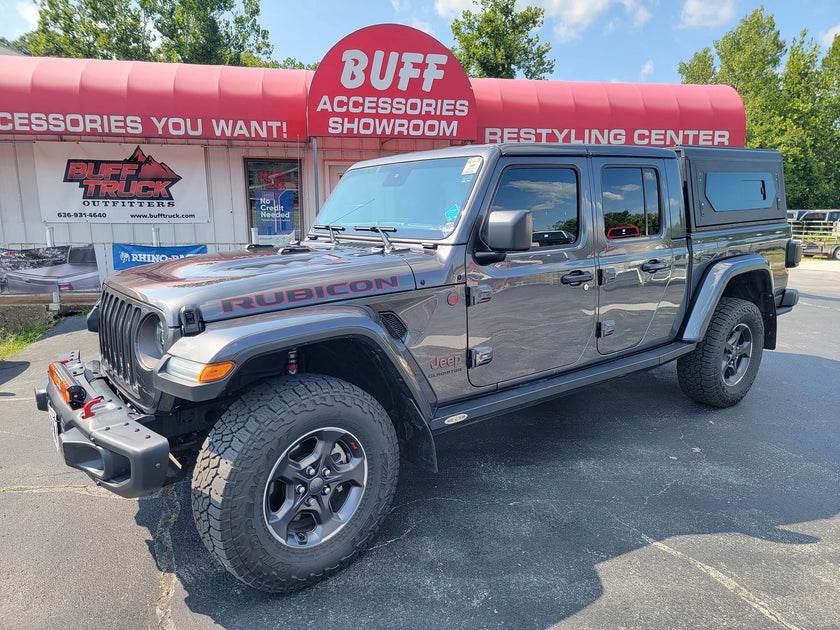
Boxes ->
[313,156,483,240]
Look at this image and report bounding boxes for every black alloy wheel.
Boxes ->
[264,427,368,548]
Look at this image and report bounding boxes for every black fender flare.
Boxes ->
[155,305,438,469]
[680,254,774,344]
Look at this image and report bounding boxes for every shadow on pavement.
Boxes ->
[41,316,88,339]
[0,360,29,388]
[134,351,840,629]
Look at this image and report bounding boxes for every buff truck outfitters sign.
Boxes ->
[34,142,210,223]
[308,24,477,140]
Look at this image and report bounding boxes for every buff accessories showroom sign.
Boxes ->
[307,24,477,140]
[112,243,208,271]
[34,142,210,223]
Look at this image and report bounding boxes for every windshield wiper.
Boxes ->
[311,224,346,244]
[353,225,408,254]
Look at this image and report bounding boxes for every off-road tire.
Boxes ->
[191,374,399,593]
[677,297,764,408]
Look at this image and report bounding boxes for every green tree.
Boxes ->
[678,8,840,208]
[277,57,319,70]
[451,0,554,79]
[14,0,156,60]
[677,47,716,84]
[141,0,272,65]
[818,36,840,207]
[771,33,829,207]
[678,8,784,145]
[1,35,29,54]
[10,0,275,66]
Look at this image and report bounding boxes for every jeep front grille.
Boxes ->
[99,290,144,394]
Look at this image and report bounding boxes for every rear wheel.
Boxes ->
[191,374,399,593]
[677,297,764,408]
[832,247,840,261]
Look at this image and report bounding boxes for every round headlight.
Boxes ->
[136,314,166,369]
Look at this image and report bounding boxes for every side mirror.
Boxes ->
[86,302,100,333]
[485,210,533,251]
[474,209,533,265]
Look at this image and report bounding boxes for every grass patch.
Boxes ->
[0,321,56,361]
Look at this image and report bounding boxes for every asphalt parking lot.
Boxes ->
[1,260,838,630]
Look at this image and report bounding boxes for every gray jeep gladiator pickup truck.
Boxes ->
[36,143,801,592]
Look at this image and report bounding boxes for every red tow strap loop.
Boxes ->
[82,396,104,419]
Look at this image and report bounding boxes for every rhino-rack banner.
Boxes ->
[112,244,208,271]
[35,142,210,224]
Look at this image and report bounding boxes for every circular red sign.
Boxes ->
[308,24,477,141]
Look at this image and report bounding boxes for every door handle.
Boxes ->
[641,260,668,272]
[561,270,594,286]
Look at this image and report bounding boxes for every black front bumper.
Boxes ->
[35,350,169,498]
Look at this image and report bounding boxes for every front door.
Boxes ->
[466,159,597,387]
[592,159,675,354]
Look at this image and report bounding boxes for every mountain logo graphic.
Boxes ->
[63,146,182,200]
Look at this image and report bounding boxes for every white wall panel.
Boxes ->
[1,139,454,269]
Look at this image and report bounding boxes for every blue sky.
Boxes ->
[2,1,840,84]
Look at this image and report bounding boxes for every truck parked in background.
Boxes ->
[789,210,840,259]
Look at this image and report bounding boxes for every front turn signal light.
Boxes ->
[163,356,235,383]
[198,361,235,383]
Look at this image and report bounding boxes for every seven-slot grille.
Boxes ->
[99,290,145,394]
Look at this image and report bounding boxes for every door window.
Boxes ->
[602,167,660,239]
[491,167,579,248]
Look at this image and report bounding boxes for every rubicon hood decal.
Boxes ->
[106,246,421,324]
[222,276,400,313]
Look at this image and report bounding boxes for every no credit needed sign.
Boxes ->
[308,24,477,141]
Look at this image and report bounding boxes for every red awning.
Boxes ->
[470,78,746,147]
[0,56,746,148]
[0,56,310,142]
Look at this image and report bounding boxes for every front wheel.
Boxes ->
[191,375,399,593]
[677,297,764,408]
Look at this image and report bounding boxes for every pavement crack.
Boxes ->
[608,512,804,630]
[369,523,419,550]
[0,484,121,499]
[643,480,677,505]
[0,429,42,440]
[153,485,181,630]
[388,496,469,514]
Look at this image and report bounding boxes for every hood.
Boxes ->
[105,244,419,325]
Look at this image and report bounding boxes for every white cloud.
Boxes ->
[821,22,840,49]
[539,0,653,43]
[631,4,652,28]
[434,0,654,42]
[16,1,39,31]
[679,0,735,29]
[434,0,476,18]
[639,59,654,81]
[410,17,433,35]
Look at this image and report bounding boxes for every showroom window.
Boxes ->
[246,159,301,246]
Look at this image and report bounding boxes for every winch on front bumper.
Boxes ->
[34,350,170,498]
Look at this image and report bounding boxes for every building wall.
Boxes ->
[0,136,464,282]
[0,140,315,279]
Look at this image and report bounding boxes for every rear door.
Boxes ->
[592,159,676,354]
[466,158,597,387]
